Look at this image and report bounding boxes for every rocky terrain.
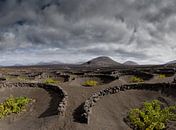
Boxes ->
[0,57,176,130]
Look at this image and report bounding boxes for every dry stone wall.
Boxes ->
[0,82,68,117]
[81,83,176,124]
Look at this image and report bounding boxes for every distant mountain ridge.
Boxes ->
[82,56,122,67]
[165,60,176,67]
[123,61,138,65]
[166,60,176,64]
[36,61,64,65]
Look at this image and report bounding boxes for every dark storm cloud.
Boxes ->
[0,0,176,65]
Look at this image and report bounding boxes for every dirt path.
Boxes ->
[57,79,125,130]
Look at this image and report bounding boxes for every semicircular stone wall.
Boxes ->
[0,82,68,117]
[81,83,176,124]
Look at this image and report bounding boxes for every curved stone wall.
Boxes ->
[119,70,154,80]
[78,74,119,84]
[81,83,176,124]
[0,82,68,117]
[173,77,176,83]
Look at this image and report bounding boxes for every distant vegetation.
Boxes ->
[44,78,58,84]
[17,76,29,82]
[128,100,176,130]
[159,74,166,79]
[82,80,98,87]
[5,76,29,82]
[0,96,32,119]
[130,76,144,83]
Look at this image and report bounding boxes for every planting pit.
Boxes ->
[0,83,68,130]
[70,74,118,86]
[80,83,176,130]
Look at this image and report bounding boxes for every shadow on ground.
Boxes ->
[39,88,62,118]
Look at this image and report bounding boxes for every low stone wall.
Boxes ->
[155,68,175,75]
[57,85,68,117]
[0,82,68,117]
[78,74,119,84]
[81,83,176,124]
[119,70,154,80]
[173,77,176,83]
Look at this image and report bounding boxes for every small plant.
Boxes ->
[127,100,176,130]
[82,80,98,87]
[17,76,29,82]
[44,78,58,84]
[159,74,166,79]
[0,96,32,119]
[130,76,144,83]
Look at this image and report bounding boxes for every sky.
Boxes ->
[0,0,176,66]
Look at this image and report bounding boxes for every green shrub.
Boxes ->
[130,76,144,83]
[44,78,58,84]
[159,74,166,79]
[0,96,32,119]
[128,100,176,130]
[17,76,29,82]
[82,80,98,87]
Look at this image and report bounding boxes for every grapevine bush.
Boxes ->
[130,76,144,83]
[0,96,32,119]
[82,80,98,87]
[44,78,58,84]
[128,100,176,130]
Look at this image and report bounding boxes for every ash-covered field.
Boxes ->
[0,61,176,130]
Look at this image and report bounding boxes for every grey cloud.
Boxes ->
[114,49,149,59]
[0,0,176,65]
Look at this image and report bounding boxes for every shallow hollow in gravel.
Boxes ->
[0,84,63,130]
[89,89,176,130]
[70,74,118,86]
